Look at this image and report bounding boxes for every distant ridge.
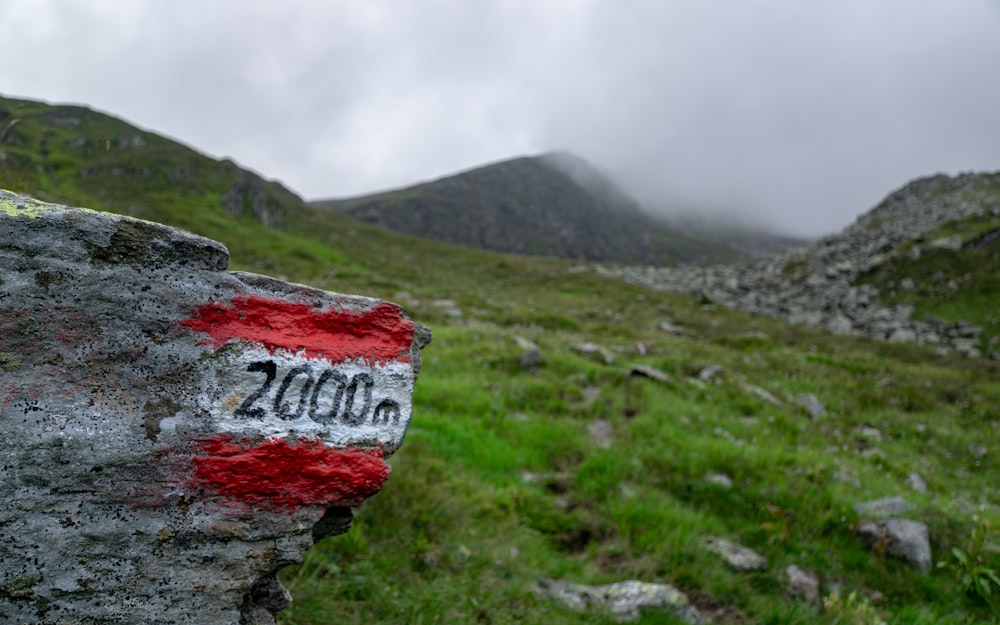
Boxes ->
[312,152,745,266]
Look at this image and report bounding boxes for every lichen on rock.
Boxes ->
[0,189,429,625]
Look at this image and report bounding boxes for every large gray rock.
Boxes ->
[535,579,703,624]
[0,191,429,624]
[856,519,932,574]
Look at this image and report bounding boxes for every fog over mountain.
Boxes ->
[2,1,999,237]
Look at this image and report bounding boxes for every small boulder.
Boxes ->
[888,327,917,343]
[706,473,733,489]
[659,321,685,335]
[854,496,913,518]
[906,472,928,494]
[516,335,544,370]
[929,235,962,251]
[534,579,703,624]
[856,519,932,574]
[588,419,614,449]
[518,348,544,371]
[698,364,723,381]
[430,298,463,318]
[740,382,784,406]
[629,364,671,383]
[579,386,602,407]
[795,393,826,419]
[513,335,540,351]
[574,342,615,365]
[785,565,820,605]
[701,536,767,571]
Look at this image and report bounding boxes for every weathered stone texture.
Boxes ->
[0,190,428,624]
[608,172,1000,355]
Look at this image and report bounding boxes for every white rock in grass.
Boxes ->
[795,393,826,419]
[740,382,784,406]
[785,565,820,604]
[906,472,928,494]
[854,496,913,518]
[629,364,671,383]
[535,579,704,624]
[706,473,734,489]
[574,342,616,365]
[698,364,723,380]
[588,419,614,449]
[701,536,767,571]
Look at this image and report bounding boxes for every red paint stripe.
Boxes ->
[188,436,391,510]
[179,295,413,364]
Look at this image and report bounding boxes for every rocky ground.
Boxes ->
[607,172,1000,358]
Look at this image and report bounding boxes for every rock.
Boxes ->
[518,348,544,371]
[588,419,614,449]
[834,467,862,489]
[856,426,884,442]
[854,497,913,518]
[0,191,429,625]
[430,298,463,318]
[706,473,733,488]
[795,393,826,419]
[698,364,723,381]
[953,339,981,358]
[929,235,962,250]
[856,519,932,574]
[513,335,539,351]
[888,327,917,343]
[826,314,855,335]
[579,386,602,407]
[859,447,886,461]
[573,342,615,365]
[785,565,820,604]
[534,579,703,624]
[969,444,988,458]
[740,382,784,406]
[701,536,767,571]
[659,321,685,335]
[629,364,671,383]
[515,337,543,370]
[906,472,928,494]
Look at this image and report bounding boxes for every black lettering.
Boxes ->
[341,373,374,426]
[308,369,348,424]
[234,360,277,419]
[372,399,401,424]
[273,365,314,421]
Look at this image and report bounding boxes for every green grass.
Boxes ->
[3,94,1000,624]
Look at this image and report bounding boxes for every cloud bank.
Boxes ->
[2,0,999,236]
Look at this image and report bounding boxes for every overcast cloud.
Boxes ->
[2,0,999,236]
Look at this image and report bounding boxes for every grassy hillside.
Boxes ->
[312,153,746,267]
[2,94,999,624]
[857,182,1000,352]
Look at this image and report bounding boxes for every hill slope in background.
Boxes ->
[2,94,999,625]
[313,152,748,266]
[615,171,1000,356]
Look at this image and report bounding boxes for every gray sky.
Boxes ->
[2,1,999,236]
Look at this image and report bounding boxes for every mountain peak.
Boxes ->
[312,153,743,266]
